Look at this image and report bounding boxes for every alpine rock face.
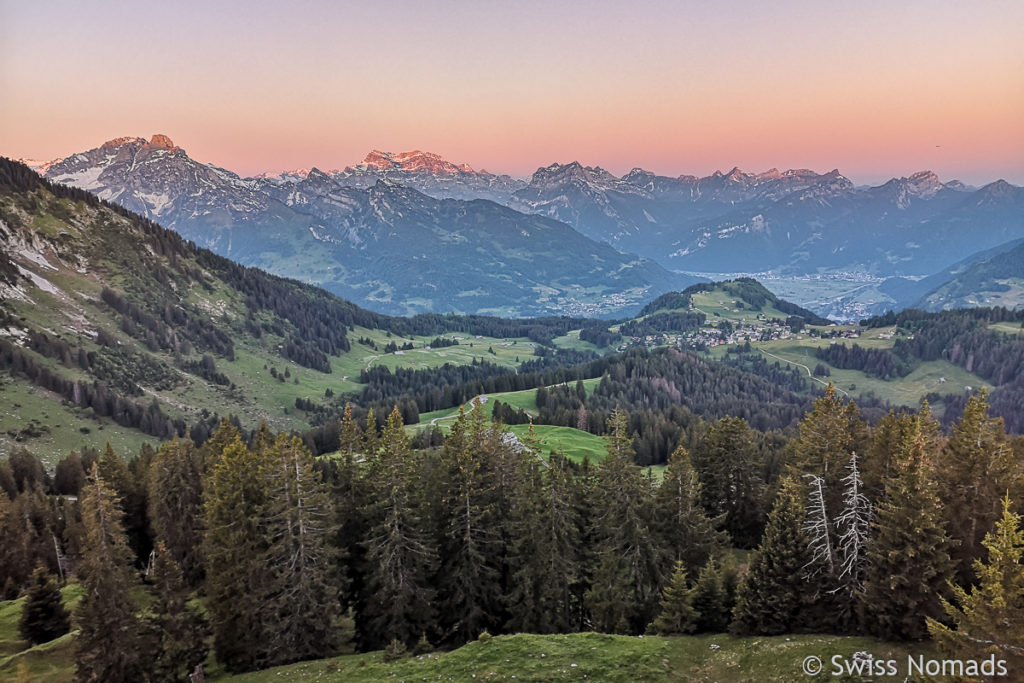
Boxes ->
[256,150,527,203]
[39,136,690,317]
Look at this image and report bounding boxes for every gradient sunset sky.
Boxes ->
[2,0,1022,185]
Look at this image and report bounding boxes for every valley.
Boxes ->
[2,158,1023,683]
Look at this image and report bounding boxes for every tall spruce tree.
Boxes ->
[692,416,763,547]
[506,447,580,634]
[937,390,1021,585]
[730,477,816,635]
[585,547,634,634]
[585,408,665,633]
[690,559,729,633]
[787,384,869,514]
[860,416,956,640]
[653,444,727,571]
[75,464,144,682]
[329,403,368,636]
[203,436,274,672]
[263,433,345,663]
[200,418,243,474]
[437,402,504,644]
[148,437,204,587]
[927,495,1024,673]
[362,407,380,458]
[143,542,209,682]
[18,566,70,645]
[363,407,437,648]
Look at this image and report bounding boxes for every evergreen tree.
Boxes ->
[0,490,28,591]
[437,403,503,644]
[585,547,634,634]
[690,559,728,633]
[653,444,727,571]
[338,402,362,461]
[506,448,580,635]
[363,407,437,648]
[263,433,344,663]
[692,416,763,547]
[328,403,368,636]
[730,478,816,635]
[787,384,869,513]
[148,437,204,587]
[648,561,699,635]
[99,442,151,566]
[860,416,956,640]
[927,495,1024,673]
[18,566,70,645]
[362,407,380,458]
[864,410,900,501]
[937,390,1020,584]
[143,542,209,682]
[585,408,665,633]
[75,464,144,682]
[203,436,274,672]
[201,418,242,473]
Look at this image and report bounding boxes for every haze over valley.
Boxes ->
[22,134,1024,321]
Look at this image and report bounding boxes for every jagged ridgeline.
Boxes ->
[0,159,596,452]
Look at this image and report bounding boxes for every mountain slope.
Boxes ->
[43,137,689,317]
[910,239,1024,311]
[254,169,691,316]
[0,159,611,460]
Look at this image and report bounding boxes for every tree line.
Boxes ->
[3,386,1021,679]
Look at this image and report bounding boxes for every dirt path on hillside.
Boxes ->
[758,348,849,396]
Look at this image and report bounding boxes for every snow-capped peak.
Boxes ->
[355,150,477,175]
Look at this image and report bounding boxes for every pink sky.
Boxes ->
[2,1,1022,185]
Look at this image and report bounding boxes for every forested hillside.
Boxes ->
[2,388,1022,680]
[0,159,598,458]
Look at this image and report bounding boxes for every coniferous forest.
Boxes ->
[2,386,1023,679]
[4,0,1024,678]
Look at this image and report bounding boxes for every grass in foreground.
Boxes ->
[223,632,934,683]
[0,599,936,683]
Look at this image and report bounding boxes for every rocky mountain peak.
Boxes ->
[147,134,178,151]
[356,150,476,175]
[100,136,147,149]
[904,170,943,197]
[305,167,333,182]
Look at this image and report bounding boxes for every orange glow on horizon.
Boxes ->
[1,1,1021,186]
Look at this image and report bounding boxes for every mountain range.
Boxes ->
[508,164,1024,279]
[38,136,689,317]
[25,135,1024,317]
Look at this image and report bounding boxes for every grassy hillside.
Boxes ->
[0,160,593,463]
[0,612,934,683]
[728,332,993,406]
[0,584,82,682]
[577,280,995,412]
[221,632,932,683]
[414,379,609,464]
